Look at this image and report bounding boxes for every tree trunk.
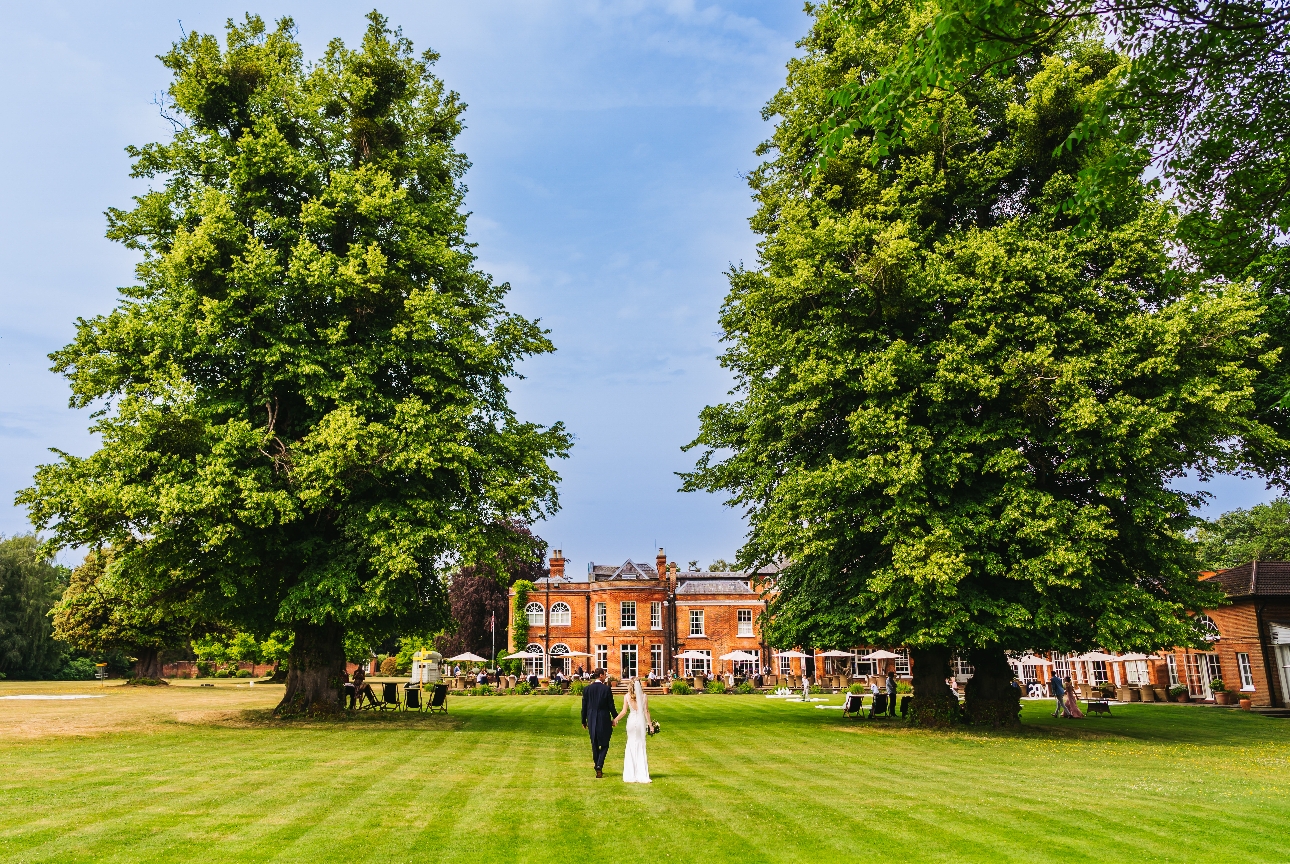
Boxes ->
[276,620,345,717]
[907,646,959,727]
[132,647,164,680]
[963,645,1021,728]
[266,661,288,684]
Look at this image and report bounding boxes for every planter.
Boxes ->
[1153,687,1168,702]
[1173,692,1190,702]
[1138,685,1156,703]
[1240,698,1252,711]
[1214,692,1232,705]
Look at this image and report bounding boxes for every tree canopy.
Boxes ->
[18,13,569,713]
[0,535,69,680]
[1193,498,1290,570]
[683,0,1274,722]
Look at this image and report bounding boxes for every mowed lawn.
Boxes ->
[1,681,1288,863]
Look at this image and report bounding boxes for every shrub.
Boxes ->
[705,679,727,694]
[670,679,693,694]
[848,683,865,694]
[126,677,167,686]
[213,669,232,678]
[808,684,825,694]
[516,681,532,695]
[571,680,587,696]
[380,656,398,676]
[57,657,97,680]
[896,681,914,694]
[1209,678,1226,693]
[235,669,252,678]
[735,681,756,694]
[1167,684,1188,697]
[546,682,563,695]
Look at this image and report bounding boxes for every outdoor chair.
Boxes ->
[427,683,449,714]
[899,695,912,719]
[359,681,398,711]
[842,692,864,718]
[868,692,888,718]
[1086,699,1112,716]
[402,685,424,712]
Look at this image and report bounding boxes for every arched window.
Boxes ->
[1197,614,1220,641]
[550,602,571,626]
[550,643,570,655]
[524,643,545,677]
[525,602,545,626]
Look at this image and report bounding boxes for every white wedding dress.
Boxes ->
[622,681,651,783]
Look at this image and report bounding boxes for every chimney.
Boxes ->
[549,549,565,579]
[657,547,667,577]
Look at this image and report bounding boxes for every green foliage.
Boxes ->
[17,12,570,665]
[705,679,728,694]
[735,681,756,694]
[897,681,914,694]
[511,580,533,650]
[379,656,398,676]
[545,682,562,695]
[516,681,532,695]
[683,5,1259,662]
[1168,683,1188,697]
[670,679,693,695]
[709,559,734,572]
[0,535,70,679]
[848,683,866,694]
[570,680,586,696]
[1193,498,1290,570]
[57,657,97,681]
[809,684,825,695]
[1209,678,1226,693]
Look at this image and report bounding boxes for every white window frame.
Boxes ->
[1124,660,1150,685]
[1052,653,1071,678]
[1237,652,1256,691]
[689,609,705,637]
[683,649,711,677]
[894,648,910,677]
[1197,614,1220,642]
[525,602,544,627]
[523,644,545,678]
[650,643,663,673]
[650,601,662,630]
[621,644,638,679]
[595,602,606,630]
[549,602,571,626]
[779,653,792,675]
[737,609,753,637]
[1166,654,1179,685]
[620,601,637,630]
[852,649,874,678]
[595,644,608,670]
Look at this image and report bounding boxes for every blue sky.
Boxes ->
[0,1,1277,572]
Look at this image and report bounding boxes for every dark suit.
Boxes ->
[581,680,617,772]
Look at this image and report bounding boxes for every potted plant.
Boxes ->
[1239,696,1252,710]
[1167,684,1189,702]
[1210,679,1231,705]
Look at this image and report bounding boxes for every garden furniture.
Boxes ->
[867,693,888,719]
[427,683,449,714]
[841,692,864,718]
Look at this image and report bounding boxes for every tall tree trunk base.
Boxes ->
[131,647,166,681]
[266,662,288,684]
[963,645,1021,728]
[908,646,960,727]
[275,621,345,717]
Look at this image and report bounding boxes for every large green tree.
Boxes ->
[0,535,69,680]
[683,2,1273,725]
[19,13,569,714]
[1193,499,1290,570]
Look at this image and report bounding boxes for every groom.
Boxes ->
[581,668,617,778]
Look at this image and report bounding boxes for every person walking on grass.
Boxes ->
[1049,671,1065,717]
[581,668,617,778]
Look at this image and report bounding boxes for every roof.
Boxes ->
[1208,561,1290,597]
[676,579,754,595]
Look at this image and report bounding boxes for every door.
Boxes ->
[1277,645,1290,708]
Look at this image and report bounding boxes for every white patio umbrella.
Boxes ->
[554,649,593,657]
[859,649,904,660]
[719,650,760,661]
[774,650,811,658]
[816,650,854,657]
[1013,655,1052,666]
[1073,651,1118,661]
[676,650,711,659]
[445,652,488,663]
[1116,653,1154,661]
[502,651,543,659]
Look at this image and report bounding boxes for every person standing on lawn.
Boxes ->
[885,671,897,717]
[1049,672,1065,717]
[581,668,617,778]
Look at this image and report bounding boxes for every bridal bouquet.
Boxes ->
[647,721,661,735]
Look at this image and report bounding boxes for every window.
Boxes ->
[595,602,606,630]
[852,649,874,678]
[1237,653,1256,691]
[550,643,570,675]
[525,602,544,627]
[689,609,705,636]
[737,609,753,637]
[651,643,663,674]
[779,653,792,675]
[1090,660,1108,685]
[1197,614,1220,642]
[1124,660,1150,685]
[621,644,638,679]
[549,602,571,626]
[683,649,711,677]
[524,644,545,678]
[734,651,759,677]
[1166,654,1179,685]
[620,601,637,630]
[1052,653,1071,678]
[952,655,975,680]
[1205,653,1223,687]
[650,601,662,630]
[595,645,608,670]
[895,648,910,677]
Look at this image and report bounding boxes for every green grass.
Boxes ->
[2,683,1288,863]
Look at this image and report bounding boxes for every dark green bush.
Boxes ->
[735,681,756,694]
[669,679,693,694]
[705,679,727,694]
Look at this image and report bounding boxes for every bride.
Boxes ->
[614,677,652,783]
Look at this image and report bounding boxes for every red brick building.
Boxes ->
[509,549,775,681]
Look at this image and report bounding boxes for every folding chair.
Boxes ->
[841,692,864,718]
[867,692,888,719]
[427,683,448,714]
[358,681,398,711]
[402,684,424,713]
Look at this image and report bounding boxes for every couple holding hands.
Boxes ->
[580,668,657,782]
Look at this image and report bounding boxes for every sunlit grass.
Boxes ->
[1,681,1287,863]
